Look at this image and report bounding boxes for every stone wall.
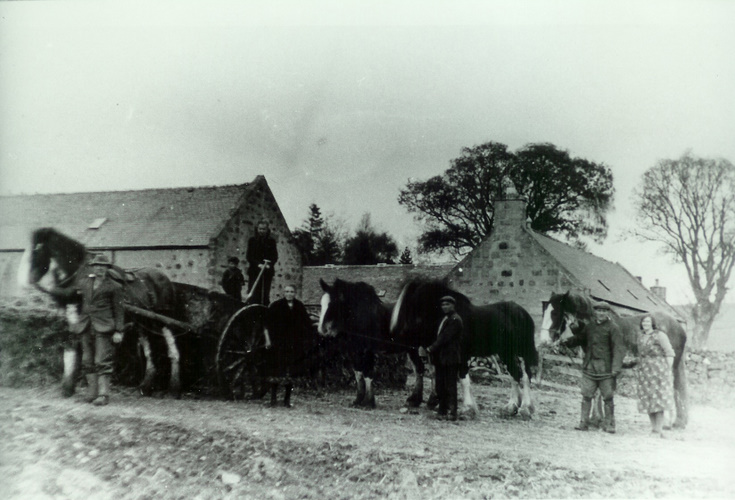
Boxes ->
[212,177,302,301]
[113,248,213,289]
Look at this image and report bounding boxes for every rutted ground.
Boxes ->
[1,380,734,499]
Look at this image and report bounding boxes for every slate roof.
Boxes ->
[526,230,678,315]
[0,180,258,250]
[302,264,454,306]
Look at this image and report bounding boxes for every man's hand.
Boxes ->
[112,331,124,344]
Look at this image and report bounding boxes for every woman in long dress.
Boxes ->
[635,315,675,437]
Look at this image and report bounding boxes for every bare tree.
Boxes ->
[632,152,735,348]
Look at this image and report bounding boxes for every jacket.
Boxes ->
[246,234,278,279]
[428,312,463,366]
[70,273,125,334]
[576,314,626,379]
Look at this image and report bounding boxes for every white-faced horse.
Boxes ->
[17,227,183,398]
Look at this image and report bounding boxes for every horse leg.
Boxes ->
[352,371,366,407]
[426,367,439,410]
[673,357,689,429]
[61,347,78,397]
[361,352,376,409]
[406,350,424,408]
[459,375,479,419]
[138,334,156,396]
[502,380,522,417]
[589,393,603,428]
[162,327,181,399]
[517,358,535,420]
[363,376,376,409]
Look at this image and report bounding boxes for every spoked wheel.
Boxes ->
[216,304,269,400]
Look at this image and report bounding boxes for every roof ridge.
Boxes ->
[0,182,250,199]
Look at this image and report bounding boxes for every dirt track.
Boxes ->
[1,379,734,499]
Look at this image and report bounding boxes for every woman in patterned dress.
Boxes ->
[635,315,676,437]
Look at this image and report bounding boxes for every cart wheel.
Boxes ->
[216,304,269,400]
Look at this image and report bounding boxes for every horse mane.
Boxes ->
[405,278,472,310]
[562,290,620,319]
[332,278,383,307]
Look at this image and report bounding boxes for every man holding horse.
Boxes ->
[72,254,125,406]
[564,303,625,433]
[426,295,463,421]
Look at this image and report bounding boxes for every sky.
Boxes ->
[1,0,734,305]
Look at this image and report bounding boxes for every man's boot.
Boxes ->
[603,399,616,434]
[269,383,278,407]
[84,374,98,403]
[92,375,110,406]
[284,384,293,408]
[575,398,592,431]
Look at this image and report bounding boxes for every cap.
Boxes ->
[228,256,240,265]
[439,295,456,305]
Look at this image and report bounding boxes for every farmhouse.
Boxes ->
[446,193,680,326]
[0,175,301,299]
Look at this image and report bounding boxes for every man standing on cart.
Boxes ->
[246,220,278,305]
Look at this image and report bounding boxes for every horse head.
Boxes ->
[318,278,383,337]
[17,228,88,289]
[539,290,598,345]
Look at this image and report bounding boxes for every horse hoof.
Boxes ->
[460,406,478,420]
[518,407,533,420]
[406,394,423,408]
[500,403,518,418]
[61,382,75,398]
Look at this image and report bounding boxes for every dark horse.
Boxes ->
[390,279,538,419]
[539,290,689,429]
[17,227,182,397]
[318,278,400,409]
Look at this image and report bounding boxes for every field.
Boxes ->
[2,376,734,500]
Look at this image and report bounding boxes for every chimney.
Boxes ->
[494,185,527,228]
[650,278,667,302]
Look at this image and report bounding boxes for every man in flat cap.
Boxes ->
[221,256,246,302]
[71,254,125,406]
[426,295,463,421]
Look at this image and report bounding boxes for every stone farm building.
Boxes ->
[302,195,680,333]
[0,175,301,299]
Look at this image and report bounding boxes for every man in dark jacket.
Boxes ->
[564,304,625,433]
[72,254,125,406]
[221,256,246,301]
[426,295,463,421]
[265,285,312,407]
[246,220,278,305]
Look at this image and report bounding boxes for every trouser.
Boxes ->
[580,375,615,401]
[81,328,115,376]
[435,364,459,415]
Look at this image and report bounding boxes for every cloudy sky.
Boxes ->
[1,0,733,304]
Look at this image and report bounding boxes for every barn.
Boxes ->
[0,175,302,300]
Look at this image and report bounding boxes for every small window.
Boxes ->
[88,218,107,230]
[499,242,509,250]
[501,270,512,277]
[597,279,611,291]
[627,289,639,300]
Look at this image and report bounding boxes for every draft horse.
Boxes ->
[318,278,400,409]
[390,279,538,419]
[539,290,689,429]
[17,227,182,398]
